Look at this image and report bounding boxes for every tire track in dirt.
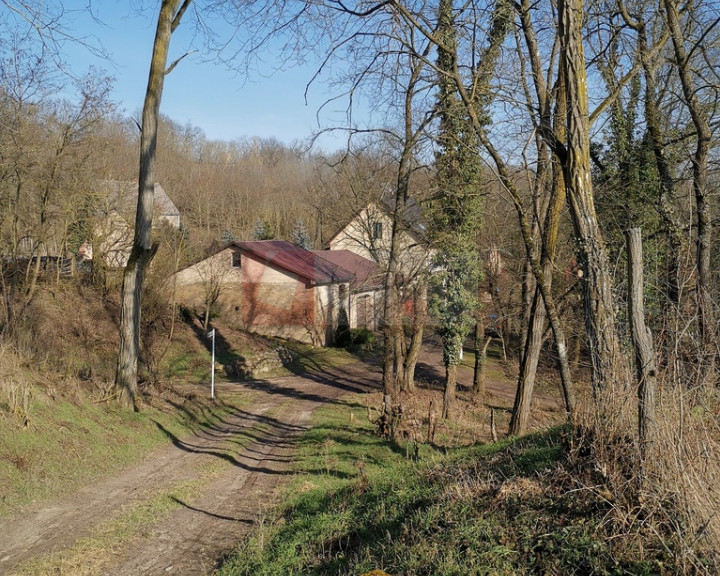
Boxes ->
[0,344,562,576]
[0,362,380,576]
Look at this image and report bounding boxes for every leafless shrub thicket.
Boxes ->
[575,360,720,572]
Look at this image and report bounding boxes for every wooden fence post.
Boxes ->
[626,228,657,468]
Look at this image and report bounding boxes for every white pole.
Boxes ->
[208,328,215,399]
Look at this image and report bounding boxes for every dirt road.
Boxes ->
[0,343,562,576]
[0,362,381,576]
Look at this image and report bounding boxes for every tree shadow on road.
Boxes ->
[169,496,255,524]
[152,420,296,476]
[219,362,381,413]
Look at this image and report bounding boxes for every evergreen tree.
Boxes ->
[221,229,236,243]
[291,219,313,250]
[253,218,275,240]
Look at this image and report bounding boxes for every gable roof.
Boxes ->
[100,180,179,222]
[325,197,428,249]
[235,240,353,285]
[311,249,382,290]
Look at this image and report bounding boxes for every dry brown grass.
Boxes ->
[0,344,34,426]
[574,378,720,573]
[365,379,564,449]
[648,385,720,571]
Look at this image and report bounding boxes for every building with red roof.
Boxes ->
[174,240,382,346]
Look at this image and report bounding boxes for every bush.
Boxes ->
[349,328,376,350]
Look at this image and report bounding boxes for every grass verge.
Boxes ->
[0,383,255,520]
[217,397,673,576]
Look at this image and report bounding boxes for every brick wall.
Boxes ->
[241,253,322,345]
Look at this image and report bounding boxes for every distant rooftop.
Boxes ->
[99,180,179,222]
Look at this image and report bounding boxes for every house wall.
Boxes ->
[173,247,243,324]
[175,248,243,287]
[95,211,132,269]
[158,214,180,228]
[348,288,382,330]
[240,253,321,345]
[328,205,390,263]
[314,282,352,345]
[329,204,431,279]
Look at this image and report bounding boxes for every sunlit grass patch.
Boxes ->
[218,399,668,576]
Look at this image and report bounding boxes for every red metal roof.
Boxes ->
[311,250,382,290]
[235,240,353,285]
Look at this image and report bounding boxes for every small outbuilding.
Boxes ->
[236,240,353,346]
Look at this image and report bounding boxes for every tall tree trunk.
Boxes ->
[393,295,407,390]
[519,256,535,366]
[510,289,545,434]
[381,45,428,433]
[558,0,626,394]
[639,20,682,366]
[509,56,575,434]
[443,362,458,419]
[663,0,716,383]
[403,283,426,392]
[115,0,190,410]
[381,222,400,426]
[473,310,490,395]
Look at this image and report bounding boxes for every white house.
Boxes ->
[81,181,180,268]
[326,198,433,281]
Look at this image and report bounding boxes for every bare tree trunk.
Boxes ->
[115,0,190,410]
[25,244,42,303]
[663,0,716,383]
[168,252,180,343]
[403,283,426,392]
[443,363,458,419]
[0,260,11,333]
[380,48,428,436]
[473,314,490,396]
[203,300,211,332]
[508,42,575,433]
[381,230,400,428]
[519,257,535,366]
[626,228,657,467]
[393,307,407,389]
[637,19,682,364]
[559,0,626,394]
[510,289,545,434]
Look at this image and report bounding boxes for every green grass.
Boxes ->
[282,341,370,375]
[0,384,253,519]
[217,399,670,576]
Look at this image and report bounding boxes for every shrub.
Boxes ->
[349,328,376,350]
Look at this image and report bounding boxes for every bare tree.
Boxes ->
[662,0,718,384]
[115,0,192,410]
[509,0,577,433]
[0,38,112,332]
[626,228,656,466]
[196,248,232,331]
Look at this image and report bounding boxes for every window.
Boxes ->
[373,221,383,240]
[231,252,241,268]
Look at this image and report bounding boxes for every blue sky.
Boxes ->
[54,2,349,150]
